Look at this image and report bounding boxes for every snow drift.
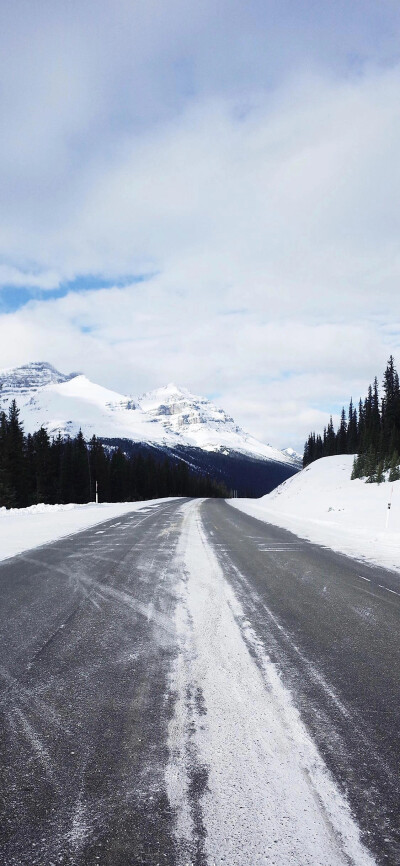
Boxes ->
[229,455,400,573]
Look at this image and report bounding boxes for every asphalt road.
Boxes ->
[203,501,400,866]
[0,498,399,865]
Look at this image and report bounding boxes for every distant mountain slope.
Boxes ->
[0,362,297,467]
[0,361,75,397]
[280,447,303,468]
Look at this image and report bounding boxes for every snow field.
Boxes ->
[166,499,375,865]
[229,455,400,573]
[0,498,176,563]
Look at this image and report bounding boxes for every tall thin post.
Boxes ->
[386,484,393,529]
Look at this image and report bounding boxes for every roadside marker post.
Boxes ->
[386,484,394,530]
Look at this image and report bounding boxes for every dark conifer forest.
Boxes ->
[303,356,400,482]
[0,401,228,508]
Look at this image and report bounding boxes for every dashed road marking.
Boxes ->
[379,584,400,596]
[259,547,303,552]
[358,575,371,582]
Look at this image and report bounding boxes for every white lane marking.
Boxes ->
[259,547,303,552]
[379,584,400,596]
[85,553,123,564]
[95,530,105,534]
[358,576,371,582]
[93,503,171,535]
[91,504,175,543]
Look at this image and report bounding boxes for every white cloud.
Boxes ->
[1,3,400,449]
[0,278,395,450]
[0,266,61,290]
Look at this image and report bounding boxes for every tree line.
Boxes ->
[0,401,229,508]
[303,356,400,482]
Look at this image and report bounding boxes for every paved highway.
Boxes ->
[0,498,398,865]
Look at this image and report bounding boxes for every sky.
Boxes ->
[1,0,400,451]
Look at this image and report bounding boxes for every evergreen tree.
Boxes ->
[109,449,129,502]
[0,411,14,506]
[389,450,400,482]
[32,427,53,503]
[59,438,74,503]
[325,417,336,456]
[382,356,400,454]
[89,436,109,502]
[71,430,90,502]
[4,401,25,506]
[303,356,400,481]
[347,399,358,453]
[336,408,347,454]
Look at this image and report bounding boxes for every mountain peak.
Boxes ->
[0,362,297,467]
[0,361,76,398]
[281,447,303,467]
[140,382,190,403]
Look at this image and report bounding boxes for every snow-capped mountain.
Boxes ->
[0,361,75,398]
[0,362,296,467]
[280,447,303,468]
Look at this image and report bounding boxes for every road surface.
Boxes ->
[0,498,399,865]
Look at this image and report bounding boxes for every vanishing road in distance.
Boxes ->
[1,498,399,865]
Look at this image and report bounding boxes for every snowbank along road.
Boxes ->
[0,498,399,865]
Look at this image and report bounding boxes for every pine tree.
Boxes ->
[71,430,90,502]
[389,450,400,482]
[109,449,129,502]
[89,436,109,502]
[32,427,52,503]
[0,411,14,506]
[371,377,381,452]
[375,460,385,485]
[52,433,65,504]
[382,356,400,457]
[337,407,347,454]
[59,438,74,503]
[325,417,336,456]
[347,399,358,453]
[5,400,25,506]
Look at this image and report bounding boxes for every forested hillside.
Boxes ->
[303,356,400,482]
[0,401,228,508]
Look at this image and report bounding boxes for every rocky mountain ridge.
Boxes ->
[0,362,297,467]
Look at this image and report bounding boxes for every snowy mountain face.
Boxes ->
[0,361,75,402]
[280,447,303,468]
[138,384,242,445]
[0,362,297,467]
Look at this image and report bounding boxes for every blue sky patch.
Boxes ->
[0,272,155,314]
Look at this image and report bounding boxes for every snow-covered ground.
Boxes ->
[0,498,176,563]
[166,500,375,865]
[229,455,400,573]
